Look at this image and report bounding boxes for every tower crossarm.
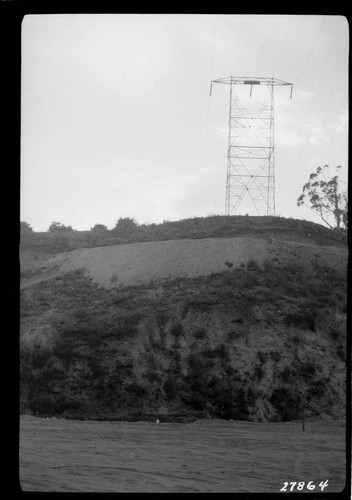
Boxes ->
[211,76,293,86]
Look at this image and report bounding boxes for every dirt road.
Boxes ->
[19,415,346,493]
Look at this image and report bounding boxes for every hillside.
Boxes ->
[21,236,347,290]
[20,216,348,423]
[20,214,347,254]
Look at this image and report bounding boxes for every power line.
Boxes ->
[254,16,272,75]
[279,19,325,123]
[201,18,218,170]
[295,17,326,88]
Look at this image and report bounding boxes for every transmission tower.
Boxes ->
[210,76,293,216]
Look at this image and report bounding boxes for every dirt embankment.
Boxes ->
[20,236,348,289]
[20,240,347,424]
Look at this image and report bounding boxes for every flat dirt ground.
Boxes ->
[19,415,346,493]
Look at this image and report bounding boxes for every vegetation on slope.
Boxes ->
[20,215,347,254]
[20,257,347,422]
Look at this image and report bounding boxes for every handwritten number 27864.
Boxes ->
[280,480,328,492]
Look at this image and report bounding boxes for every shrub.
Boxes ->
[29,394,56,414]
[52,334,77,366]
[20,221,33,234]
[270,388,302,421]
[262,258,278,274]
[48,221,74,232]
[124,382,147,398]
[145,370,161,383]
[299,361,317,378]
[215,344,230,359]
[88,357,106,381]
[291,333,301,344]
[270,350,281,362]
[257,351,266,364]
[202,347,217,359]
[339,300,347,314]
[220,272,237,287]
[188,353,212,379]
[283,262,304,279]
[280,366,295,383]
[327,325,341,341]
[72,308,88,322]
[163,377,178,400]
[173,351,182,366]
[224,387,250,420]
[113,217,138,233]
[254,364,265,380]
[184,299,211,313]
[194,328,207,340]
[284,308,316,331]
[115,321,139,340]
[201,343,229,361]
[246,259,260,272]
[156,312,169,327]
[308,380,326,398]
[110,292,134,306]
[280,361,317,385]
[170,322,184,338]
[233,267,261,288]
[91,224,108,231]
[336,343,345,361]
[227,330,239,341]
[30,346,50,369]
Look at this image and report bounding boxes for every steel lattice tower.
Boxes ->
[210,76,293,216]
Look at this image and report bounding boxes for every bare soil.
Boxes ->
[19,415,346,493]
[20,237,348,289]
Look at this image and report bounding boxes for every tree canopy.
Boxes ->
[113,217,138,232]
[48,221,74,233]
[20,221,33,233]
[91,223,108,231]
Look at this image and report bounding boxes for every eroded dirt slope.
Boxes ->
[20,236,348,289]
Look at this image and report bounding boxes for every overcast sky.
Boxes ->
[21,14,348,231]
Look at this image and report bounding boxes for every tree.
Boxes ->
[20,221,33,234]
[297,165,347,230]
[48,221,74,233]
[91,223,108,231]
[113,217,138,232]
